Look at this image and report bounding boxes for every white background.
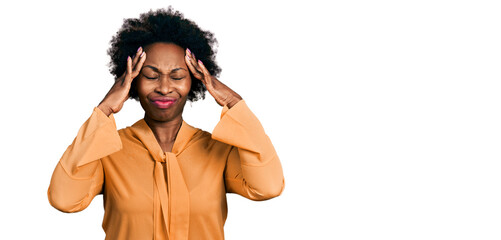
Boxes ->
[1,0,500,239]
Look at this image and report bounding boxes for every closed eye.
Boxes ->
[141,72,158,80]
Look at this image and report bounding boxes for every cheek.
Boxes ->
[179,78,192,96]
[136,79,154,98]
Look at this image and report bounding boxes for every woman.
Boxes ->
[47,7,284,240]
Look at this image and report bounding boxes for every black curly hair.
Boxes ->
[107,7,221,102]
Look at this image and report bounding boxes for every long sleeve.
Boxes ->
[48,107,122,213]
[212,100,285,201]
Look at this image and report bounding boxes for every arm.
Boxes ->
[184,49,284,200]
[48,47,147,212]
[47,108,122,212]
[213,101,285,200]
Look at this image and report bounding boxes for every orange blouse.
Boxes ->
[47,100,284,240]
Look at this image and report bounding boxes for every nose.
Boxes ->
[155,76,172,95]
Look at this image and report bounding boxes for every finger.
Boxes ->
[126,56,132,75]
[185,48,204,73]
[132,52,147,77]
[186,48,196,61]
[197,60,212,86]
[122,56,132,85]
[131,46,143,66]
[185,54,204,79]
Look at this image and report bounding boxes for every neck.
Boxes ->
[144,115,183,152]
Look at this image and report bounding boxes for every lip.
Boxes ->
[150,97,177,109]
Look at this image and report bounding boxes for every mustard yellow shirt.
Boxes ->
[47,100,284,240]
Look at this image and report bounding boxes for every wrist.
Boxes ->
[97,103,113,117]
[226,95,242,109]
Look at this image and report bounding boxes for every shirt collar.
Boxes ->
[129,119,199,161]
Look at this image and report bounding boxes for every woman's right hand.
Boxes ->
[98,47,147,116]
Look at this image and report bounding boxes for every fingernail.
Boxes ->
[127,56,131,61]
[137,46,142,52]
[198,60,203,65]
[187,48,191,55]
[140,52,145,57]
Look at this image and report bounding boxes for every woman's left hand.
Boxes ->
[185,49,242,108]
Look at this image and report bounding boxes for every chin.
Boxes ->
[155,113,177,122]
[144,109,171,121]
[145,105,184,122]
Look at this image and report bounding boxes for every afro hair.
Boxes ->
[107,7,221,101]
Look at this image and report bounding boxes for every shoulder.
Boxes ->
[185,125,214,148]
[183,124,232,154]
[117,124,146,150]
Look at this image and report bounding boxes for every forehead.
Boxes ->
[143,42,186,71]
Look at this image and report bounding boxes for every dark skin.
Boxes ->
[98,42,242,152]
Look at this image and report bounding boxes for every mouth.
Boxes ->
[150,97,177,109]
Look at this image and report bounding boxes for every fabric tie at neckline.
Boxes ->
[154,152,190,240]
[130,119,197,240]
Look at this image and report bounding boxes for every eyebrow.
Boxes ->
[143,65,187,74]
